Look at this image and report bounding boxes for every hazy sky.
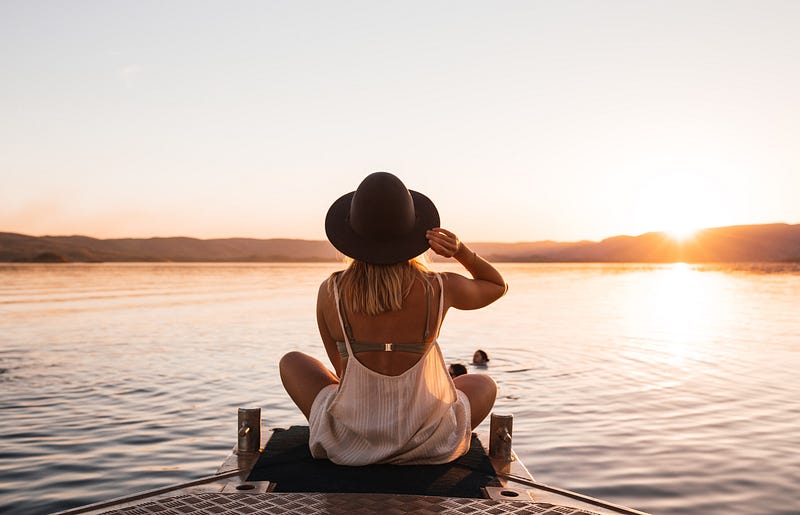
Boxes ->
[2,1,799,243]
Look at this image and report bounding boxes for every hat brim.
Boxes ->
[325,190,440,264]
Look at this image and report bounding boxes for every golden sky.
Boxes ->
[2,1,799,243]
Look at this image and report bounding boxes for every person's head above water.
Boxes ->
[325,172,440,264]
[472,349,489,364]
[448,363,468,378]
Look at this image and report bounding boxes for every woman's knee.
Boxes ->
[454,374,497,427]
[280,351,336,387]
[279,351,308,374]
[457,373,497,394]
[279,351,336,419]
[476,374,498,404]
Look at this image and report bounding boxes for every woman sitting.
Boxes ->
[280,172,507,465]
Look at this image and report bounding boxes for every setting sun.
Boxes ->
[632,172,727,240]
[666,224,699,242]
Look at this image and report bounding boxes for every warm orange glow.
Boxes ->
[633,173,729,241]
[666,225,699,242]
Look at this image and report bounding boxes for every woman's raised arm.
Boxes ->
[426,228,507,310]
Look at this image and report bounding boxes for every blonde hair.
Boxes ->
[332,257,430,316]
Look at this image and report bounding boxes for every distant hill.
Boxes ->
[467,223,800,263]
[0,233,340,263]
[1,223,799,263]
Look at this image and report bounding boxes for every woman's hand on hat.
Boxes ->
[426,228,462,258]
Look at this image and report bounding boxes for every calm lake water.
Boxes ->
[0,262,798,514]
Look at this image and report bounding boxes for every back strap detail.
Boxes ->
[336,340,428,358]
[334,272,437,359]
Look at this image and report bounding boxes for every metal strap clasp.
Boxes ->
[384,342,393,351]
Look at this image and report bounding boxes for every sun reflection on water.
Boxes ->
[624,263,724,370]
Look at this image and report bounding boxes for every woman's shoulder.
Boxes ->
[319,270,343,293]
[436,270,468,283]
[434,271,475,300]
[419,268,449,285]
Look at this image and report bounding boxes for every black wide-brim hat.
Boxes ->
[325,172,440,264]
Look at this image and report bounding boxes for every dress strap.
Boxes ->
[433,272,444,338]
[422,277,432,342]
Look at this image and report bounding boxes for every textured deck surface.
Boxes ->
[100,492,601,514]
[59,427,647,515]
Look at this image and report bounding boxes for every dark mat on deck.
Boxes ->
[246,426,501,498]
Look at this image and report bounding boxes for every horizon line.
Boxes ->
[3,221,798,245]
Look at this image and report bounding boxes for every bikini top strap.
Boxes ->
[422,277,432,342]
[332,273,355,356]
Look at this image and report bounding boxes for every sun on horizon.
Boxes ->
[632,172,728,244]
[665,224,700,242]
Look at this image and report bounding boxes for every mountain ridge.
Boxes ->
[1,223,799,263]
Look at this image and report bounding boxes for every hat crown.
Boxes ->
[325,171,439,264]
[348,172,416,240]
